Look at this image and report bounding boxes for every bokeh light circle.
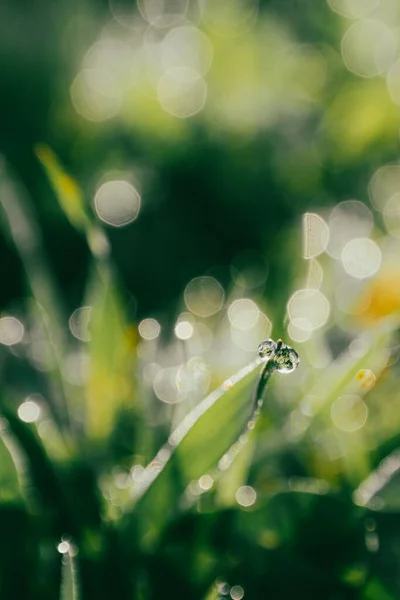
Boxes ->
[157,67,207,118]
[184,276,225,317]
[341,20,396,78]
[341,238,381,279]
[94,180,141,227]
[331,394,368,432]
[287,290,330,331]
[0,317,24,346]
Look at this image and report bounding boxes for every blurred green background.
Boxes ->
[2,0,400,598]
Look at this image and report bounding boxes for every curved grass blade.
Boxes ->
[354,448,400,511]
[132,358,266,546]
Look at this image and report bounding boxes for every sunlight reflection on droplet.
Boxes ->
[341,238,381,279]
[341,20,396,78]
[94,180,141,227]
[236,485,257,507]
[57,541,70,554]
[369,164,400,211]
[0,316,24,346]
[154,367,186,403]
[303,212,329,258]
[175,320,194,340]
[139,318,161,340]
[287,290,330,331]
[157,66,207,118]
[328,0,378,19]
[331,394,368,432]
[328,200,373,259]
[68,307,92,342]
[228,299,259,330]
[199,474,213,490]
[184,276,225,317]
[18,398,41,423]
[230,584,245,600]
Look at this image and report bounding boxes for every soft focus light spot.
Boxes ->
[199,0,259,37]
[0,316,24,346]
[303,212,329,258]
[331,394,368,432]
[154,367,185,403]
[199,474,213,490]
[328,200,373,259]
[335,279,371,315]
[138,0,188,24]
[139,318,161,340]
[57,541,70,554]
[130,464,145,482]
[230,585,245,600]
[157,66,207,118]
[383,192,400,237]
[341,238,381,279]
[18,399,41,423]
[70,70,121,122]
[231,312,272,352]
[68,307,92,342]
[230,250,268,289]
[306,259,324,290]
[369,164,400,211]
[94,180,141,227]
[184,276,225,317]
[387,58,400,106]
[162,26,214,75]
[341,20,396,78]
[356,369,376,389]
[228,299,259,330]
[288,319,312,343]
[328,0,378,19]
[174,320,194,340]
[287,289,330,331]
[236,485,257,507]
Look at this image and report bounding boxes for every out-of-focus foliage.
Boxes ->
[2,0,400,598]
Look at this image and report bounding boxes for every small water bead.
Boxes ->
[257,338,276,359]
[273,344,300,374]
[258,338,300,373]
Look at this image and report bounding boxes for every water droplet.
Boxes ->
[257,338,276,359]
[273,343,300,374]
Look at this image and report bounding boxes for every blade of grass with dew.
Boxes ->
[132,358,265,546]
[60,550,79,600]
